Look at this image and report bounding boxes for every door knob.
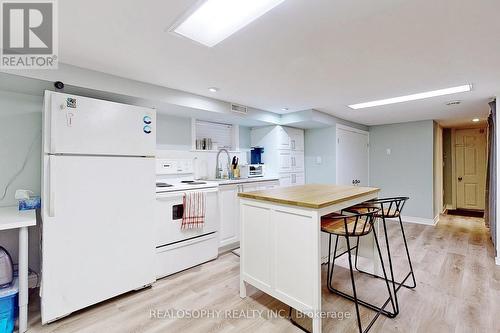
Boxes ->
[458,177,463,182]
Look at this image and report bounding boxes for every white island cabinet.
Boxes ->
[217,179,280,249]
[238,184,380,333]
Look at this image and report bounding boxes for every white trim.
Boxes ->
[450,128,457,210]
[335,124,370,186]
[389,215,439,226]
[496,96,500,262]
[496,257,500,266]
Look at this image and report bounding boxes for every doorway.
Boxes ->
[455,128,487,210]
[336,124,369,186]
[443,127,487,212]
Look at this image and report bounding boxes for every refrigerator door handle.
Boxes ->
[48,155,55,217]
[49,104,58,152]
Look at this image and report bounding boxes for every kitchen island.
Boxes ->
[238,184,380,333]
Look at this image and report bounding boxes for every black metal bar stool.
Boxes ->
[347,197,416,317]
[322,207,396,333]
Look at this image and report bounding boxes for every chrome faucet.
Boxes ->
[215,148,232,179]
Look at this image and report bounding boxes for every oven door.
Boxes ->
[155,188,218,247]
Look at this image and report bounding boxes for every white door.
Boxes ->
[455,128,487,210]
[44,90,156,156]
[41,155,155,323]
[336,125,369,186]
[218,185,240,247]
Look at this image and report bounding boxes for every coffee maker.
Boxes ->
[250,147,264,164]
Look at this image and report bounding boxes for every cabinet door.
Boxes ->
[279,151,292,172]
[293,131,304,151]
[219,185,239,247]
[291,151,304,172]
[295,173,305,185]
[277,126,291,149]
[290,172,305,186]
[246,181,280,191]
[286,128,304,151]
[279,173,292,187]
[242,184,258,192]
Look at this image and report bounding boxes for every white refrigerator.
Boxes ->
[40,91,156,323]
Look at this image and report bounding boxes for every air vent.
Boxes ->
[230,103,248,114]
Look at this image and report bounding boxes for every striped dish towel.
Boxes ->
[181,192,206,229]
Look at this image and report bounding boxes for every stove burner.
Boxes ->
[156,182,173,187]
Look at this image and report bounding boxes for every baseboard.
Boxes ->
[496,257,500,266]
[390,215,439,226]
[218,242,239,255]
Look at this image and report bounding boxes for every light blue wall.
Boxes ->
[156,114,192,150]
[0,90,42,271]
[304,127,336,184]
[369,120,435,219]
[0,91,42,207]
[239,126,252,149]
[155,114,252,150]
[304,118,368,184]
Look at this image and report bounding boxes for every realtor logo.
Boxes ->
[1,0,58,69]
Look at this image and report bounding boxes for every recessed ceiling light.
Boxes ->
[348,84,472,110]
[208,87,219,92]
[472,118,480,122]
[281,107,289,111]
[171,0,286,47]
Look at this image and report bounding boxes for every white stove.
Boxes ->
[155,159,218,193]
[154,158,219,278]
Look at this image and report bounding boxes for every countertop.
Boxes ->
[209,177,279,186]
[238,184,380,209]
[0,206,37,230]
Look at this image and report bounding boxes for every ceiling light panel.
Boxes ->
[171,0,285,47]
[348,84,472,110]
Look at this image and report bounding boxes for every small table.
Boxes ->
[0,206,36,333]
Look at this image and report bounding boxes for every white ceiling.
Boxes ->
[58,0,499,126]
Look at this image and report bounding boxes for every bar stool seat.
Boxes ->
[321,212,373,236]
[349,203,400,218]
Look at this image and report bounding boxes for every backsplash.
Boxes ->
[156,149,249,180]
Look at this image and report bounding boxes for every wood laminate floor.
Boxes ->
[28,214,500,333]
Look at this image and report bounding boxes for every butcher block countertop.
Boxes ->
[238,184,380,209]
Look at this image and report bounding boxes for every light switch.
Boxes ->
[316,156,322,165]
[386,148,391,155]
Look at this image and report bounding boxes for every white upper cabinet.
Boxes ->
[286,127,305,151]
[251,125,305,179]
[277,126,291,149]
